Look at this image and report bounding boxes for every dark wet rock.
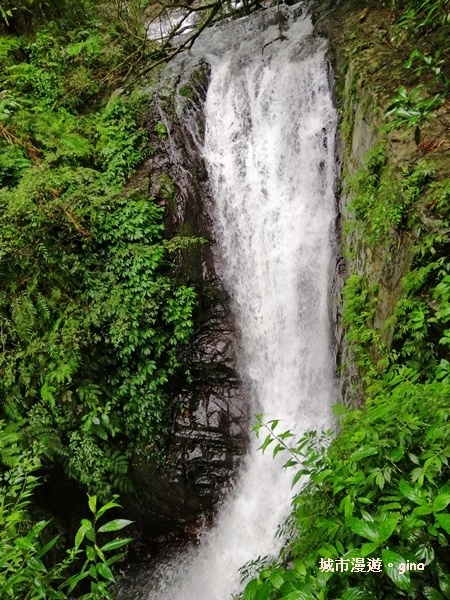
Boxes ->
[122,58,249,536]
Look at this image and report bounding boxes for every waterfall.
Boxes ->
[122,7,338,599]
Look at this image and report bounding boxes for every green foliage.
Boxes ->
[241,387,450,599]
[391,0,450,37]
[342,274,381,382]
[384,0,450,142]
[0,0,96,30]
[344,124,450,385]
[155,120,168,139]
[384,85,444,144]
[96,98,149,185]
[0,176,197,492]
[179,84,194,99]
[0,423,132,598]
[65,494,133,598]
[390,245,450,376]
[346,146,433,245]
[0,0,199,497]
[343,133,450,374]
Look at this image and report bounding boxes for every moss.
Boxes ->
[329,0,450,402]
[157,172,177,212]
[179,84,194,99]
[340,69,359,147]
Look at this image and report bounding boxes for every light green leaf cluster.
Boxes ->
[0,424,132,599]
[244,381,449,599]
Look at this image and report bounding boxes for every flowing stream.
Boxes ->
[122,6,338,599]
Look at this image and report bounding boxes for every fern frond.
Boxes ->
[22,420,67,460]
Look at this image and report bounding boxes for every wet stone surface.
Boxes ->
[122,57,249,536]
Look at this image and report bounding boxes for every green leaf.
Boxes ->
[360,542,378,556]
[360,509,374,522]
[294,561,306,576]
[435,513,450,534]
[282,592,312,600]
[439,575,450,597]
[388,446,404,462]
[95,543,106,561]
[243,580,258,600]
[66,570,90,594]
[88,495,97,515]
[269,571,284,590]
[36,534,60,559]
[98,518,133,533]
[97,499,122,519]
[408,453,420,465]
[81,519,95,542]
[399,479,427,505]
[259,434,274,453]
[75,521,92,549]
[86,545,95,561]
[349,445,379,461]
[357,497,372,505]
[97,580,109,595]
[97,561,115,582]
[422,587,445,600]
[341,495,355,519]
[273,443,285,457]
[101,537,132,552]
[378,517,398,543]
[412,506,433,516]
[292,470,304,487]
[348,518,379,544]
[382,549,411,592]
[415,544,434,565]
[15,536,33,551]
[433,494,450,513]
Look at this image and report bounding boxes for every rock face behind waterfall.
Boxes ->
[123,60,249,535]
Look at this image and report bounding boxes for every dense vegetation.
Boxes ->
[1,0,449,597]
[0,0,200,495]
[1,0,269,594]
[238,0,450,599]
[1,430,133,599]
[0,0,204,596]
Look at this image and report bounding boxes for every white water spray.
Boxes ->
[143,10,337,600]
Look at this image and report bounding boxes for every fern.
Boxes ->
[21,419,66,461]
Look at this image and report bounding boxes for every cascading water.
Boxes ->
[121,6,338,599]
